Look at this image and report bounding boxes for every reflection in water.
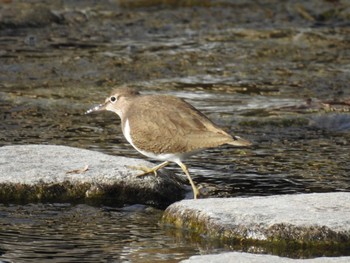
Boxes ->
[0,204,207,262]
[1,202,349,262]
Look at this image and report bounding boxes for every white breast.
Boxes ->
[123,119,193,162]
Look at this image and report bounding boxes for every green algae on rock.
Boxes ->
[162,193,350,250]
[0,145,185,208]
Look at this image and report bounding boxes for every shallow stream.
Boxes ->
[0,0,349,261]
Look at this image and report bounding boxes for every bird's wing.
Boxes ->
[126,95,235,154]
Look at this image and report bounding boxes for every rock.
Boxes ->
[0,145,185,208]
[181,252,350,263]
[309,113,350,132]
[0,5,61,29]
[163,193,350,245]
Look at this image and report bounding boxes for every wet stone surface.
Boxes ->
[0,145,186,208]
[0,0,350,261]
[182,252,350,263]
[163,193,350,246]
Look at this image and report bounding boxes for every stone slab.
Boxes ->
[163,193,350,243]
[182,252,350,263]
[0,145,185,208]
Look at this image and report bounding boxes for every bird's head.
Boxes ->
[86,87,140,117]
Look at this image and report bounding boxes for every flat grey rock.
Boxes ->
[163,193,350,244]
[182,252,350,263]
[0,145,185,208]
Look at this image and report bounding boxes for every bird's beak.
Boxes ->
[85,102,108,114]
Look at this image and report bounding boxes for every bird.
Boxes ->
[86,87,251,199]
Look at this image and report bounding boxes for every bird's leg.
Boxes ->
[177,161,200,199]
[133,161,170,177]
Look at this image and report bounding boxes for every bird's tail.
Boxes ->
[227,136,252,147]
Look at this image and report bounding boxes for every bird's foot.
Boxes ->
[137,167,159,177]
[127,165,158,176]
[128,161,170,177]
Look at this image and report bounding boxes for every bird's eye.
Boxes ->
[110,96,117,103]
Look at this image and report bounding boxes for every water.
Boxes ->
[1,0,350,261]
[1,88,349,261]
[0,204,204,262]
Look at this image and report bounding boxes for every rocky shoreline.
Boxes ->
[163,192,350,245]
[1,144,349,262]
[0,145,185,208]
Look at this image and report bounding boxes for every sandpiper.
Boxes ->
[86,88,251,199]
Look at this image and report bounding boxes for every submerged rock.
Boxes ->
[163,193,350,245]
[0,5,61,29]
[0,145,185,208]
[309,113,350,132]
